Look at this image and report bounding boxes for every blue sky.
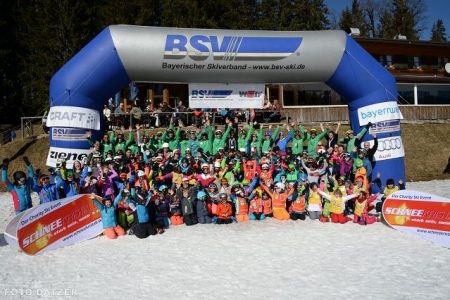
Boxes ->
[325,0,450,40]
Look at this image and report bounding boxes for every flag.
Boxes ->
[129,82,139,101]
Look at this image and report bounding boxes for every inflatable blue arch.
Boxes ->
[46,25,406,190]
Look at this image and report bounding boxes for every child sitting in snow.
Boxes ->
[169,196,184,225]
[289,183,307,221]
[260,182,294,221]
[216,193,233,224]
[354,192,378,225]
[116,188,134,230]
[373,174,405,213]
[318,189,358,224]
[230,186,250,222]
[248,189,265,221]
[306,182,322,220]
[91,193,125,239]
[196,190,212,224]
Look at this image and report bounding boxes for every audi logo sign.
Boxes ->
[365,136,405,161]
[377,137,403,151]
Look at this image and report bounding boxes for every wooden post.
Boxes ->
[148,89,154,110]
[123,98,128,113]
[163,88,169,104]
[278,84,284,108]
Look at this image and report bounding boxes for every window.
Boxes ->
[397,84,415,105]
[282,83,345,106]
[417,84,450,104]
[386,55,393,67]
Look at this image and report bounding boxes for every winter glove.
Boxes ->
[2,158,8,170]
[23,156,30,166]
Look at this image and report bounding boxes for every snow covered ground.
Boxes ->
[1,180,450,299]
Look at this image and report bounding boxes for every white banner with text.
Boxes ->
[189,83,264,109]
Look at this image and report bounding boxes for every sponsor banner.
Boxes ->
[51,127,89,141]
[369,120,401,135]
[16,194,102,255]
[164,35,303,61]
[46,147,92,168]
[383,190,450,248]
[189,83,264,108]
[357,101,403,126]
[365,136,404,161]
[4,211,26,250]
[46,106,100,130]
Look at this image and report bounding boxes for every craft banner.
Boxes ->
[189,83,264,109]
[46,106,101,130]
[383,190,450,248]
[13,194,102,255]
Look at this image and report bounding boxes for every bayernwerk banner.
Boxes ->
[10,194,103,255]
[383,190,450,248]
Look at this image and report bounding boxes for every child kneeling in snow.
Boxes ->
[289,184,307,221]
[354,193,378,225]
[318,189,357,224]
[248,189,265,221]
[261,182,293,221]
[91,193,125,239]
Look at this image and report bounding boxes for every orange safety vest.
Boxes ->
[263,198,272,215]
[259,171,272,183]
[217,202,233,219]
[249,197,263,213]
[272,193,287,209]
[290,196,306,213]
[244,161,257,181]
[236,197,248,215]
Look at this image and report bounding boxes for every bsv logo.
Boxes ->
[164,35,302,61]
[191,90,233,99]
[52,128,87,141]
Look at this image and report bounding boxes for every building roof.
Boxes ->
[355,37,450,57]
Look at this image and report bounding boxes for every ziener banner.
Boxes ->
[382,190,450,248]
[15,194,103,255]
[46,146,92,168]
[189,83,264,109]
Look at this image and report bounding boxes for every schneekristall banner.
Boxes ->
[14,194,103,255]
[383,190,450,248]
[189,83,264,109]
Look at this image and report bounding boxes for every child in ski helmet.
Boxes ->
[1,157,34,214]
[216,193,233,224]
[91,193,125,239]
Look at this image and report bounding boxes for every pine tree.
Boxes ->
[430,19,447,42]
[339,0,368,36]
[0,1,21,122]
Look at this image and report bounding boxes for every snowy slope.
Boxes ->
[1,180,450,299]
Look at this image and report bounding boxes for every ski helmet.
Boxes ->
[13,171,26,183]
[197,190,206,200]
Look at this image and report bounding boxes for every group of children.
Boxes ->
[1,116,405,240]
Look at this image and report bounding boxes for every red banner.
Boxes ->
[16,194,102,255]
[383,190,450,248]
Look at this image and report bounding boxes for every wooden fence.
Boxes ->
[282,105,450,123]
